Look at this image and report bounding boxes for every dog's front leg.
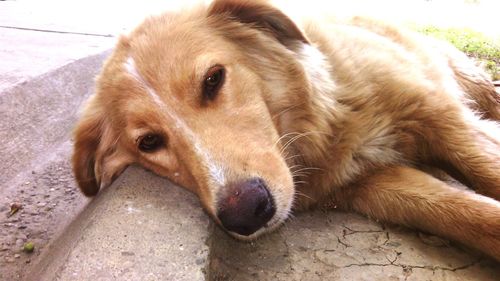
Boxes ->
[345,166,500,261]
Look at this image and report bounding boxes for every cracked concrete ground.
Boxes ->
[208,210,499,280]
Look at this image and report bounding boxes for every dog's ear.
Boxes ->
[72,97,131,196]
[208,0,308,46]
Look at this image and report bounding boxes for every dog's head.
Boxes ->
[72,0,328,239]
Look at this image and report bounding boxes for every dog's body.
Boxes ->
[72,0,500,260]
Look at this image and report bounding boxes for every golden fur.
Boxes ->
[72,0,500,260]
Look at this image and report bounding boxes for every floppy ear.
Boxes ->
[72,97,131,196]
[208,0,308,46]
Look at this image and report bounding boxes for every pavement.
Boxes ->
[0,1,498,280]
[28,166,210,281]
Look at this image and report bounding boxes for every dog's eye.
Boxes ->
[138,134,164,152]
[203,65,225,101]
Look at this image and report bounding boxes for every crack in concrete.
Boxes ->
[384,251,398,265]
[382,231,390,246]
[403,266,413,281]
[342,225,385,236]
[341,258,482,273]
[334,233,351,248]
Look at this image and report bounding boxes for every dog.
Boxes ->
[71,0,500,260]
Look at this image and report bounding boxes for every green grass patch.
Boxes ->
[415,26,500,80]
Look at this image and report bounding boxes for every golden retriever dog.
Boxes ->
[72,0,500,260]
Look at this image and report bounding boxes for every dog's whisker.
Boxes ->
[291,170,311,176]
[292,174,310,178]
[289,164,304,170]
[294,190,313,201]
[293,180,309,185]
[280,131,326,154]
[293,167,324,173]
[280,133,308,153]
[278,130,333,157]
[287,212,297,221]
[291,169,312,172]
[285,154,303,162]
[271,103,305,121]
[291,168,311,175]
[273,131,302,150]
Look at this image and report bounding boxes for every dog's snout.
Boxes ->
[217,178,276,236]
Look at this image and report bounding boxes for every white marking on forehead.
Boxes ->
[124,57,164,107]
[124,57,226,187]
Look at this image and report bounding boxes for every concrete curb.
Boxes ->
[0,49,112,280]
[28,166,210,281]
[0,50,111,191]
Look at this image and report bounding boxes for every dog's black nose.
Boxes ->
[217,178,276,236]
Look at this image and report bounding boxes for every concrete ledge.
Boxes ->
[29,166,210,281]
[0,50,111,190]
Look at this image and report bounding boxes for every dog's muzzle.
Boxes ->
[217,178,276,236]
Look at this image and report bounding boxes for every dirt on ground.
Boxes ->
[0,143,87,280]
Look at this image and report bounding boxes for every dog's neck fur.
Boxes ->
[283,43,344,162]
[257,41,353,209]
